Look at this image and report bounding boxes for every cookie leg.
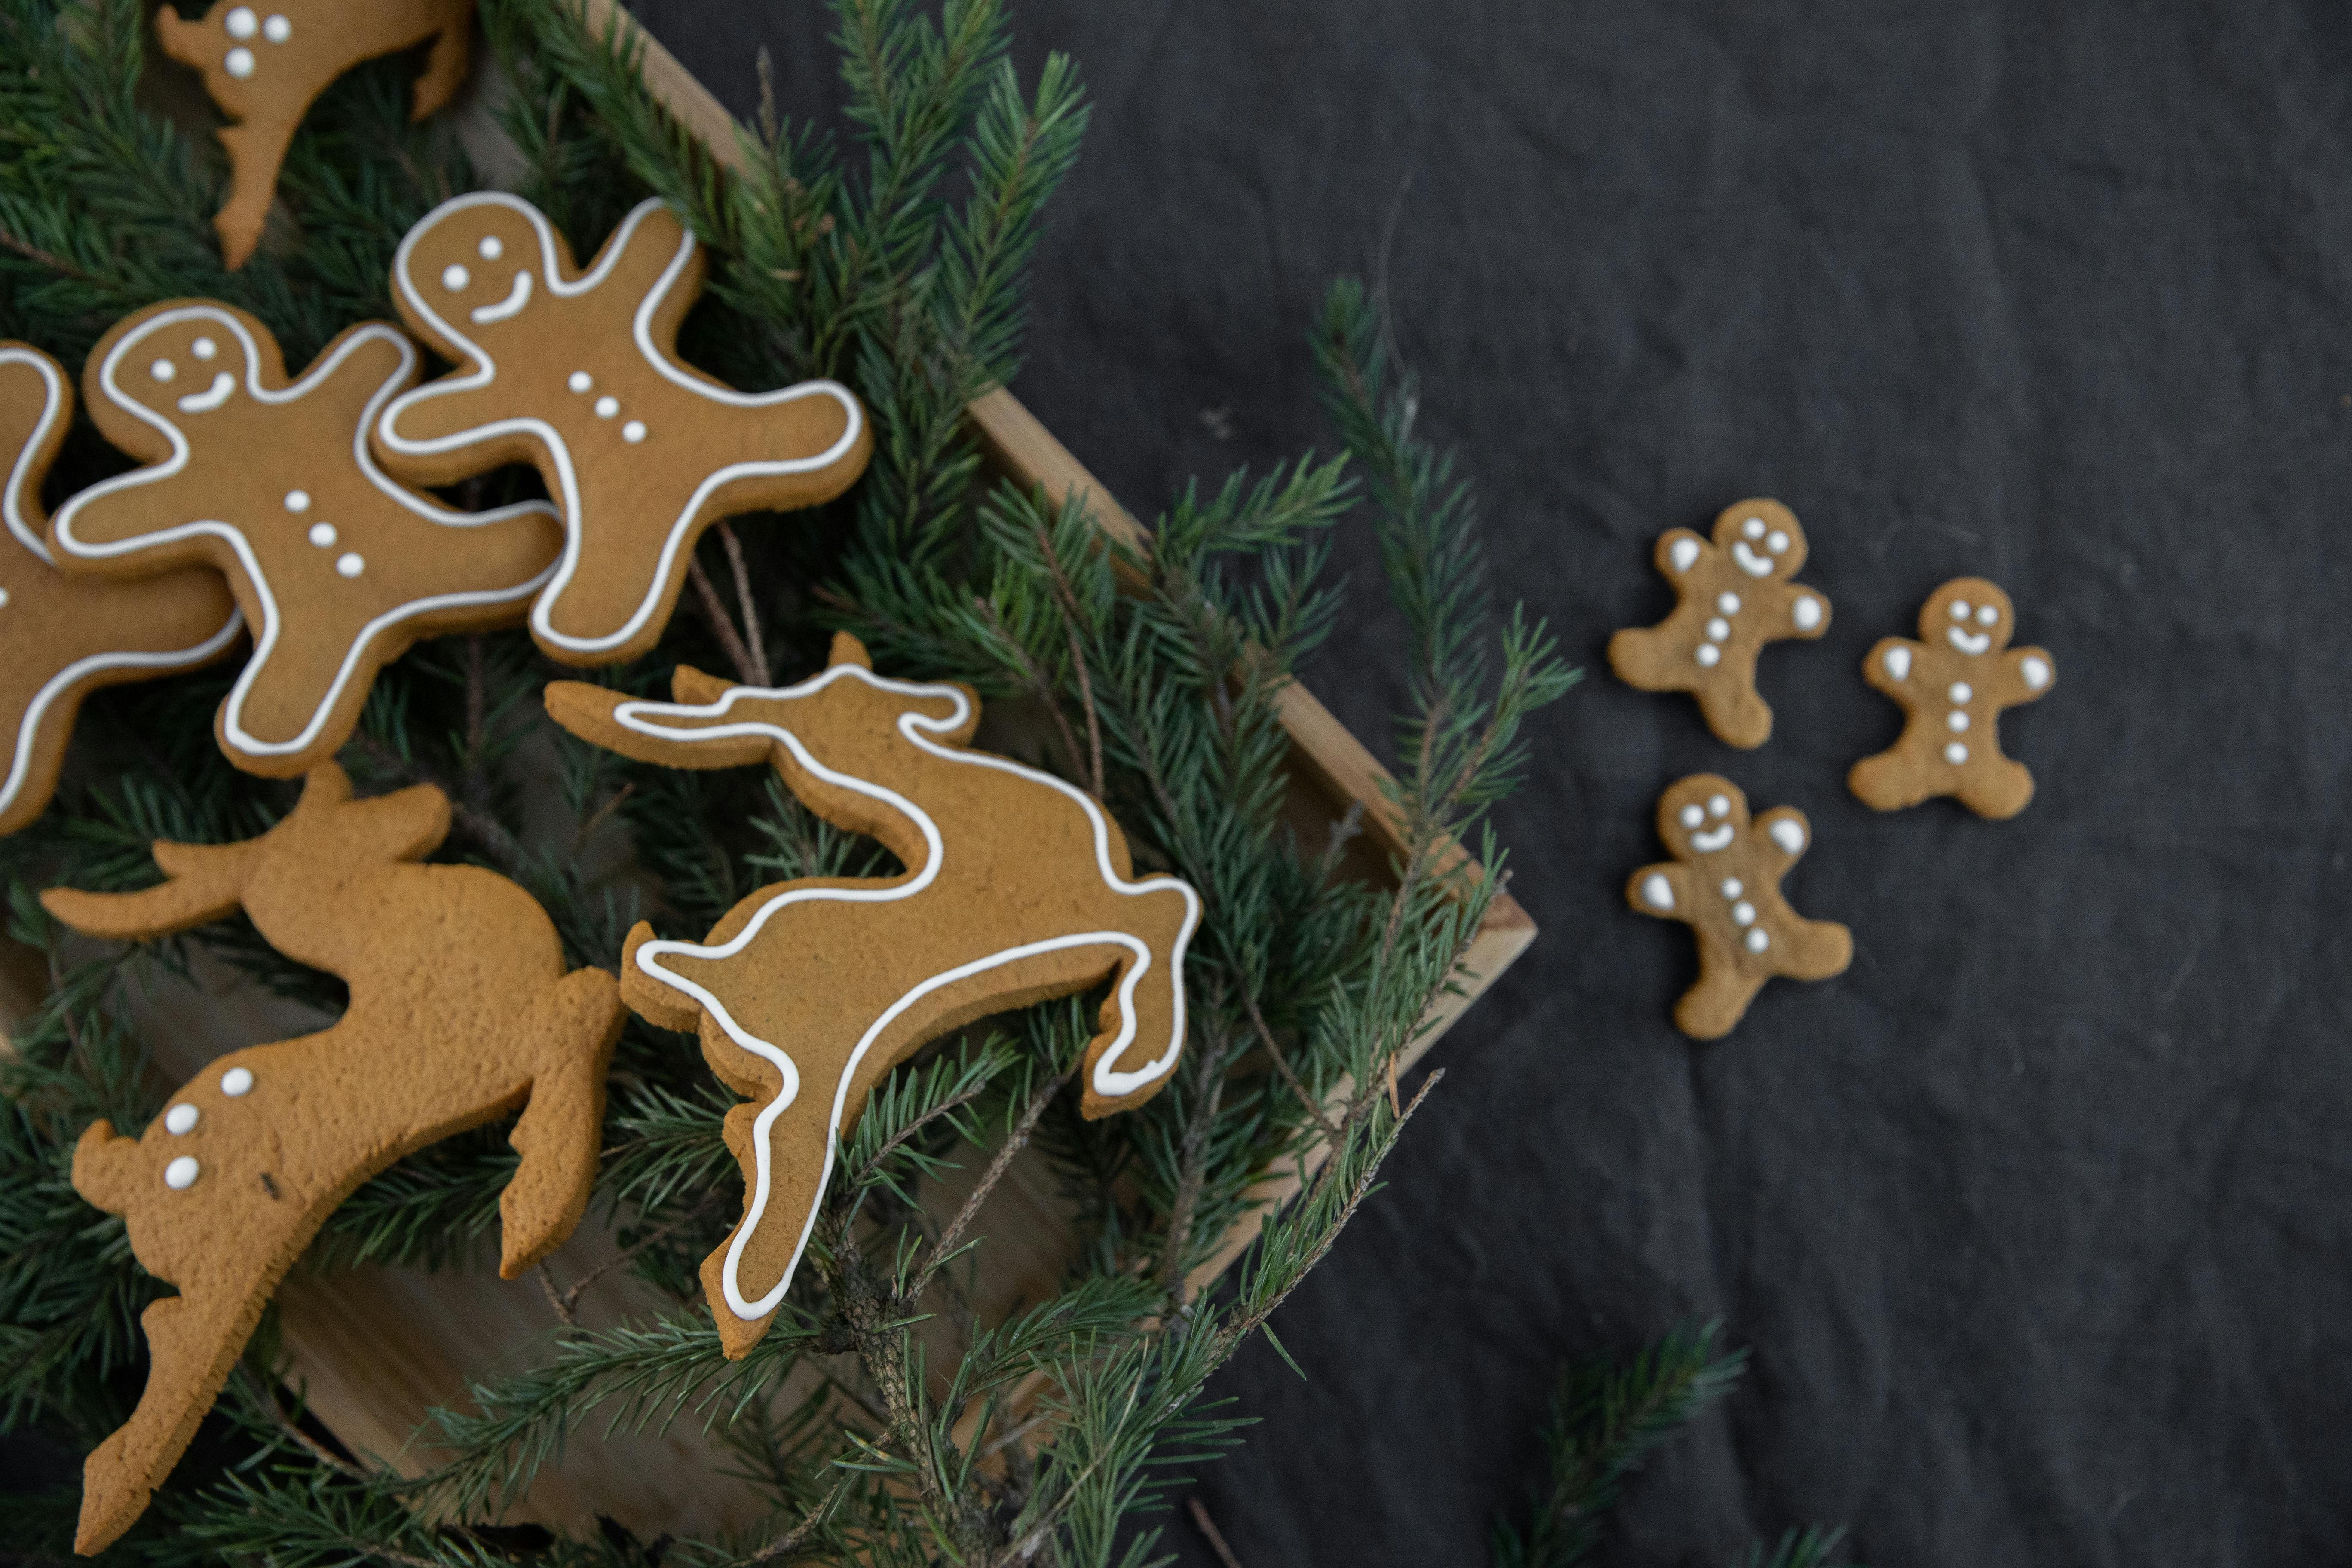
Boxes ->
[1847,747,1932,812]
[1693,673,1773,749]
[1782,918,1854,983]
[698,1044,854,1360]
[497,967,625,1279]
[1955,757,2036,820]
[212,119,297,271]
[1672,965,1767,1041]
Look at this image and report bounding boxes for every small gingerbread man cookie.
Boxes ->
[1848,577,2055,819]
[377,193,873,667]
[50,301,562,778]
[1626,774,1851,1038]
[1608,499,1832,747]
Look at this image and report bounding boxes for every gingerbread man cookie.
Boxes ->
[1626,775,1851,1039]
[1849,577,2055,819]
[0,344,240,836]
[49,301,561,779]
[155,0,473,269]
[377,193,873,667]
[1608,499,1832,747]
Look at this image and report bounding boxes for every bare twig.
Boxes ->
[1157,1022,1237,1298]
[739,1467,857,1565]
[555,1195,724,1319]
[690,555,763,686]
[236,1367,376,1483]
[975,597,1090,787]
[0,224,101,284]
[911,1066,1069,1301]
[717,521,772,686]
[1032,520,1105,799]
[1241,983,1338,1141]
[1189,1497,1247,1568]
[535,1261,575,1327]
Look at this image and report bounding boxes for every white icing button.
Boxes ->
[1951,599,1971,620]
[336,552,365,579]
[1948,681,1972,704]
[1705,617,1730,642]
[150,358,176,383]
[2021,656,2050,690]
[225,47,255,78]
[165,1156,200,1190]
[220,1066,254,1096]
[192,337,218,361]
[594,395,620,419]
[263,13,291,43]
[1884,645,1912,681]
[1767,530,1790,553]
[1721,878,1743,899]
[1695,643,1721,667]
[1679,804,1706,829]
[1792,594,1822,631]
[1768,818,1806,854]
[1743,516,1766,539]
[1641,873,1674,911]
[1744,928,1770,954]
[479,236,505,260]
[164,1103,199,1136]
[225,6,257,37]
[442,264,470,291]
[1708,795,1730,818]
[1731,901,1756,927]
[623,420,648,443]
[1978,603,1999,626]
[1669,537,1701,573]
[568,371,593,393]
[0,587,9,608]
[308,523,337,548]
[1944,741,1969,766]
[284,489,310,513]
[1947,710,1970,733]
[1717,591,1740,614]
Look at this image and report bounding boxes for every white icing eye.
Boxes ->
[1948,681,1972,703]
[192,337,217,361]
[1679,804,1705,829]
[1944,741,1969,765]
[150,358,176,383]
[1744,928,1770,954]
[1716,592,1740,614]
[479,235,504,260]
[1950,599,1971,620]
[1743,516,1766,539]
[283,489,309,513]
[1767,530,1790,553]
[1705,617,1730,642]
[1947,710,1970,732]
[164,1104,199,1135]
[623,420,648,444]
[594,396,620,419]
[1641,873,1674,910]
[165,1156,200,1190]
[1720,877,1743,898]
[442,264,470,291]
[1792,594,1822,631]
[1694,644,1720,667]
[1708,795,1729,818]
[225,46,255,77]
[2021,655,2052,690]
[1768,818,1806,854]
[1668,536,1701,573]
[308,523,337,548]
[263,13,291,43]
[220,1066,254,1096]
[568,371,592,392]
[225,6,257,37]
[336,553,365,579]
[1977,603,1999,626]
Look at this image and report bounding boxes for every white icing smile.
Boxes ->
[472,270,534,324]
[1732,541,1775,577]
[1690,824,1734,853]
[176,373,236,413]
[1947,627,1991,655]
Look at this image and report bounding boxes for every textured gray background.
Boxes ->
[611,1,2352,1563]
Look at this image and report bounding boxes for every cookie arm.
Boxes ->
[1764,579,1832,640]
[1653,528,1710,579]
[1991,644,2057,707]
[1861,636,1923,697]
[1752,808,1813,877]
[1626,861,1695,920]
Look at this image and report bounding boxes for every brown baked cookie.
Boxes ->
[1849,576,2055,819]
[1626,774,1851,1039]
[545,633,1200,1358]
[377,193,874,667]
[1607,499,1831,747]
[45,764,623,1555]
[49,301,560,779]
[155,0,473,269]
[0,343,240,836]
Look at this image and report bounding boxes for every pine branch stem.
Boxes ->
[690,554,763,686]
[910,1066,1067,1302]
[717,521,772,686]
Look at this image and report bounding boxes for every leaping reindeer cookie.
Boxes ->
[0,343,239,835]
[155,0,474,268]
[378,193,873,666]
[46,764,623,1554]
[1627,774,1851,1038]
[50,301,560,778]
[546,634,1200,1357]
[1849,576,2055,819]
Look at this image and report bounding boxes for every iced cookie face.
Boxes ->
[1919,576,2014,655]
[1710,499,1808,582]
[1657,773,1750,857]
[396,197,567,349]
[102,308,275,429]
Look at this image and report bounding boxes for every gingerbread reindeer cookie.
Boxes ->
[49,301,561,778]
[0,344,239,836]
[377,193,873,666]
[1849,577,2055,819]
[1608,499,1832,747]
[155,0,473,269]
[1626,774,1851,1039]
[546,634,1200,1356]
[46,763,623,1553]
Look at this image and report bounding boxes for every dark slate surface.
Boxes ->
[624,2,2352,1564]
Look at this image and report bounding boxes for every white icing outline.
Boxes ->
[0,346,244,826]
[1947,627,1991,655]
[51,310,557,764]
[381,193,867,658]
[602,664,1201,1323]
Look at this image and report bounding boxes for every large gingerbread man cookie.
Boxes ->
[1626,774,1851,1039]
[1848,576,2055,819]
[0,343,240,836]
[1608,499,1831,747]
[155,0,474,269]
[49,302,561,779]
[377,193,873,667]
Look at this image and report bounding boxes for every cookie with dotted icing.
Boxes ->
[154,0,473,269]
[49,301,561,779]
[1607,499,1832,748]
[0,343,240,836]
[44,763,624,1555]
[377,193,873,667]
[1849,576,2055,819]
[1626,774,1851,1039]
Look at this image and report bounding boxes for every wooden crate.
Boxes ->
[0,7,1538,1539]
